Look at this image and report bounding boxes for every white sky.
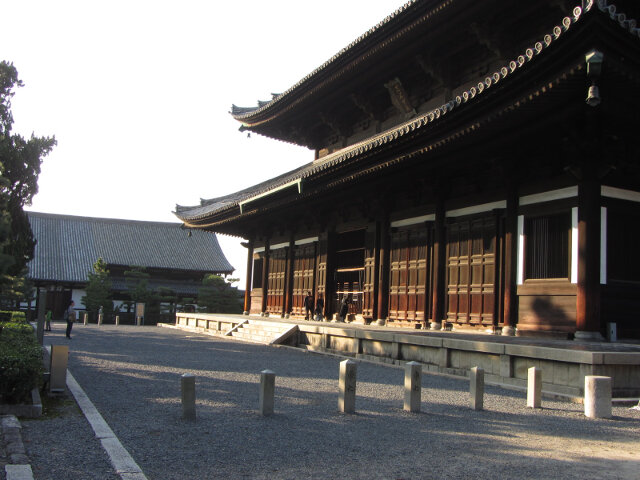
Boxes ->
[2,0,407,288]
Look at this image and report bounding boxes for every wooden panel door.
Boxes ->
[447,216,496,325]
[266,248,287,314]
[292,243,317,316]
[362,226,377,319]
[388,226,430,322]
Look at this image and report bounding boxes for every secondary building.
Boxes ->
[27,211,234,320]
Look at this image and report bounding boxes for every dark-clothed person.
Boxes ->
[304,292,314,320]
[315,296,324,321]
[65,301,76,339]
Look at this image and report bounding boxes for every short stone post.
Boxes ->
[338,359,357,413]
[527,367,542,408]
[470,366,484,410]
[97,313,103,326]
[584,376,612,419]
[404,361,422,413]
[606,322,617,342]
[181,373,196,420]
[50,345,69,393]
[115,315,120,326]
[259,370,276,416]
[83,313,88,325]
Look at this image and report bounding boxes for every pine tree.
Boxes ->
[82,258,113,320]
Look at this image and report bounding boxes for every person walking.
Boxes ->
[45,309,52,331]
[65,300,76,339]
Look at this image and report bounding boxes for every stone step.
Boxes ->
[231,330,276,340]
[246,321,290,330]
[230,331,268,342]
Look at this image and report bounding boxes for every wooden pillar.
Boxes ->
[575,175,603,340]
[243,241,254,314]
[376,215,390,323]
[431,198,446,325]
[261,239,270,314]
[502,188,518,335]
[324,231,336,319]
[284,236,295,316]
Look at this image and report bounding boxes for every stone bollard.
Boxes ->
[470,366,484,411]
[584,376,612,419]
[83,313,88,325]
[181,373,196,420]
[50,345,69,394]
[260,370,276,416]
[338,359,357,413]
[527,367,542,408]
[98,314,103,326]
[404,361,422,413]
[115,315,120,326]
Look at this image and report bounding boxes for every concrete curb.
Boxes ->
[65,367,148,479]
[41,344,148,480]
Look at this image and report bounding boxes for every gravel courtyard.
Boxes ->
[19,324,640,480]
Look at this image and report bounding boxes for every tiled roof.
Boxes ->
[230,0,421,121]
[230,0,640,124]
[27,212,234,283]
[177,0,640,224]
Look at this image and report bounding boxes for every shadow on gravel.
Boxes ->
[42,325,640,480]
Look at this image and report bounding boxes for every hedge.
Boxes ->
[0,310,27,323]
[0,321,44,404]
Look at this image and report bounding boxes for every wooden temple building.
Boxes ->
[176,0,640,340]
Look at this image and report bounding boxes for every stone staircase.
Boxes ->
[228,319,298,345]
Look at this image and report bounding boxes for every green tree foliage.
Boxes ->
[124,266,152,304]
[0,61,56,301]
[197,274,243,314]
[82,258,113,319]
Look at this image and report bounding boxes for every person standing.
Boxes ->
[303,291,314,320]
[44,310,53,331]
[314,295,324,322]
[339,294,350,322]
[65,300,76,339]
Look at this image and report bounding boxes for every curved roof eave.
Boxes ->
[177,1,640,225]
[229,0,425,126]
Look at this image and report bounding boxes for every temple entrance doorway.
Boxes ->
[333,229,365,319]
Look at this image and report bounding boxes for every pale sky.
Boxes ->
[2,0,407,287]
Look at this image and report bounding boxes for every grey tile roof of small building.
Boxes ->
[27,212,234,283]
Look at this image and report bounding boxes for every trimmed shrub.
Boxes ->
[0,322,44,404]
[0,310,27,323]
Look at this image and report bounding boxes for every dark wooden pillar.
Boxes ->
[324,231,336,319]
[243,240,254,314]
[431,198,446,325]
[284,236,295,316]
[376,215,390,323]
[575,174,603,340]
[502,188,518,335]
[261,239,270,314]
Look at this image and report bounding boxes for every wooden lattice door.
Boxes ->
[447,216,497,325]
[291,243,317,316]
[389,226,430,322]
[266,248,287,315]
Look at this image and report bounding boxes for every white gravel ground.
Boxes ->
[20,324,640,480]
